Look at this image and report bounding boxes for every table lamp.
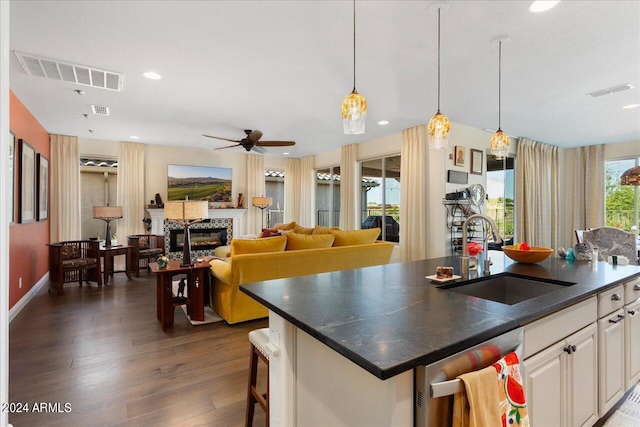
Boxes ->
[164,200,209,267]
[93,206,123,247]
[252,196,272,230]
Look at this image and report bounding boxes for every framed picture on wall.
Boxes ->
[37,153,49,221]
[19,139,36,223]
[470,149,483,175]
[454,146,465,166]
[9,131,15,224]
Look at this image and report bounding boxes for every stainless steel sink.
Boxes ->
[439,274,576,305]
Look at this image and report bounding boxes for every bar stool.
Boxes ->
[246,328,270,427]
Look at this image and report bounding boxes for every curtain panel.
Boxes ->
[246,154,265,234]
[339,144,359,230]
[284,158,301,223]
[50,134,81,242]
[117,142,145,240]
[400,125,429,262]
[571,144,605,238]
[515,138,559,249]
[299,155,316,227]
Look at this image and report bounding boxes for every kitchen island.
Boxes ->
[240,252,640,426]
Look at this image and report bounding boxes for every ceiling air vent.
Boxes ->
[90,105,110,116]
[587,84,634,97]
[14,51,124,91]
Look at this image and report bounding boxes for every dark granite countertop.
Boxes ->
[240,251,640,380]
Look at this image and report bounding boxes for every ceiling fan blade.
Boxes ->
[247,130,263,143]
[215,143,242,150]
[251,145,267,154]
[203,134,241,143]
[256,141,296,147]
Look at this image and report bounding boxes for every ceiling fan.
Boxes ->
[202,129,295,153]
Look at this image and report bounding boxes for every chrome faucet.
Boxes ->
[461,213,503,279]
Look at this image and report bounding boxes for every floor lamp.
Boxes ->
[252,196,272,231]
[93,206,123,247]
[164,200,209,267]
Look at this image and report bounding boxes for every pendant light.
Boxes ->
[620,165,640,186]
[490,35,511,160]
[427,4,450,149]
[342,0,367,135]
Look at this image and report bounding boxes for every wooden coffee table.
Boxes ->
[149,260,210,329]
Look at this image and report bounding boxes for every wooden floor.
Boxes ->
[9,270,268,427]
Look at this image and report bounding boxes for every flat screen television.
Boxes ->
[167,164,232,202]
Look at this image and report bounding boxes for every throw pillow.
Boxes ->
[285,233,335,250]
[330,228,381,246]
[312,225,341,234]
[293,224,314,235]
[230,235,287,256]
[273,221,297,231]
[260,228,280,238]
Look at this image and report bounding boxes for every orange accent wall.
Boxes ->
[9,91,50,309]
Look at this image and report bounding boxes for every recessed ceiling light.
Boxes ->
[622,104,640,109]
[143,71,161,80]
[529,1,561,13]
[282,152,290,156]
[377,120,389,125]
[129,135,139,139]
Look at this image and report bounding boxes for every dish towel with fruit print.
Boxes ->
[492,352,529,427]
[452,365,501,427]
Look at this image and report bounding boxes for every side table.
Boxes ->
[149,260,209,329]
[99,245,133,285]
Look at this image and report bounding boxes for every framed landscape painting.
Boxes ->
[167,164,232,202]
[19,139,35,223]
[37,153,49,221]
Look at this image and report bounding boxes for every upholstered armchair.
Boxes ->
[582,226,638,265]
[128,234,165,276]
[48,240,102,296]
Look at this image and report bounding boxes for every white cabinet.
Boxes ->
[625,278,640,390]
[523,323,598,427]
[597,285,625,416]
[523,297,598,427]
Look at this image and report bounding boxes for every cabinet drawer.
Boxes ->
[625,277,640,305]
[599,285,625,317]
[524,296,597,359]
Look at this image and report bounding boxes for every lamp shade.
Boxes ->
[342,90,367,135]
[93,206,123,219]
[427,112,451,149]
[252,197,273,208]
[620,166,640,186]
[490,129,510,160]
[164,200,209,221]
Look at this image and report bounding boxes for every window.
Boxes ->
[605,158,639,236]
[265,170,284,227]
[486,155,515,243]
[361,155,401,243]
[80,158,118,240]
[316,166,340,227]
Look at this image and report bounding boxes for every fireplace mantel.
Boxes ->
[146,208,247,238]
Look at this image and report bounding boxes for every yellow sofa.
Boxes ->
[208,233,394,324]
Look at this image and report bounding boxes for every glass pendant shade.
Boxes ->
[427,111,451,149]
[490,129,510,159]
[620,166,640,186]
[342,90,367,135]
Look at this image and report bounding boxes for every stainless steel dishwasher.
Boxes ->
[415,327,523,427]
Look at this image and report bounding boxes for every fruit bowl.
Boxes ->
[502,245,554,264]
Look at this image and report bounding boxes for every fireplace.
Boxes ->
[169,227,227,253]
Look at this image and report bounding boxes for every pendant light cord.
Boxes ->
[352,0,357,92]
[437,7,441,112]
[498,40,502,130]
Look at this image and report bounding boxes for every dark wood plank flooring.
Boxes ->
[9,270,268,426]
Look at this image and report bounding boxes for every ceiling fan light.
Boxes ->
[427,111,451,149]
[490,129,510,160]
[620,165,640,186]
[342,90,367,135]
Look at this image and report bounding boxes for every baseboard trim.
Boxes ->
[9,272,49,323]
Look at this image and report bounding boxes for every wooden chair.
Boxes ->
[582,226,638,265]
[48,240,102,296]
[246,328,270,427]
[128,234,165,276]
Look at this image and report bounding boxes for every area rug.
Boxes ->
[172,280,224,325]
[604,383,640,427]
